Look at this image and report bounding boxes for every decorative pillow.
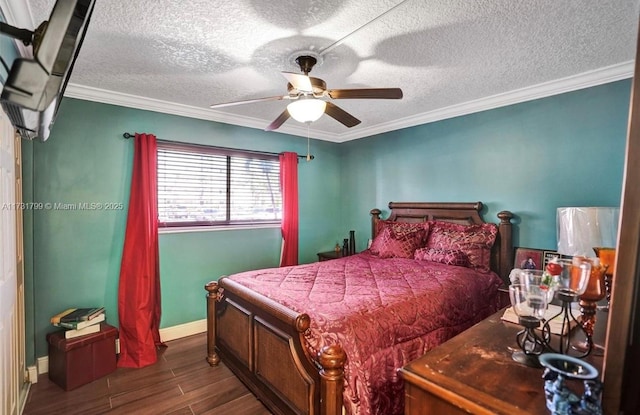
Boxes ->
[414,247,470,267]
[425,221,498,273]
[374,220,430,245]
[370,224,427,258]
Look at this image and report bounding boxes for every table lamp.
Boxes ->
[556,206,619,354]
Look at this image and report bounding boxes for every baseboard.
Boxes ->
[18,380,30,415]
[36,356,48,376]
[159,319,207,342]
[27,365,38,383]
[35,319,207,375]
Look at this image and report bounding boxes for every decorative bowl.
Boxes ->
[538,353,599,380]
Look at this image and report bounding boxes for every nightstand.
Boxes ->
[498,284,510,309]
[400,308,603,415]
[317,251,342,261]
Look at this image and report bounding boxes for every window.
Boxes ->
[157,141,282,227]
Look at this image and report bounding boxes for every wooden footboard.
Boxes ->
[205,279,346,415]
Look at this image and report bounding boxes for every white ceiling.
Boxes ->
[5,0,640,142]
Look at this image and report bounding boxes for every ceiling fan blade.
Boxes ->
[210,95,285,109]
[328,88,403,100]
[281,72,313,92]
[324,102,361,128]
[265,109,290,131]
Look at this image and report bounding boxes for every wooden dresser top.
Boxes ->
[400,309,603,415]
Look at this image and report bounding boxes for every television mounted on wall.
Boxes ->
[0,0,95,141]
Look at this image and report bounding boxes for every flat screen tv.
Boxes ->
[0,0,95,141]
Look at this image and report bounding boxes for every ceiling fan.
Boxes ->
[209,55,403,131]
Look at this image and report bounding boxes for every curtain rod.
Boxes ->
[122,132,314,160]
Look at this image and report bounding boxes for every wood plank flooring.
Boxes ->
[22,333,272,415]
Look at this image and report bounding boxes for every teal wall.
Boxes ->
[340,80,629,252]
[25,99,344,358]
[23,79,630,361]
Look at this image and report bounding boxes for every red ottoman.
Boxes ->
[46,323,118,391]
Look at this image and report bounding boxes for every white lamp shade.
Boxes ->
[557,207,619,257]
[287,98,326,123]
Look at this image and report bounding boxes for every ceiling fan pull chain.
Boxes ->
[307,124,312,162]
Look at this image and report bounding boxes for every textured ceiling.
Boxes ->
[11,0,640,141]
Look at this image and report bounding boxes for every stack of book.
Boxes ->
[50,307,106,339]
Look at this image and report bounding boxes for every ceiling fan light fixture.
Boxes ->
[287,98,326,123]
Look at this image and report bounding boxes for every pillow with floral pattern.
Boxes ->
[414,247,470,267]
[374,220,430,245]
[370,222,428,258]
[425,221,498,273]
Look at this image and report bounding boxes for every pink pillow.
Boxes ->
[374,220,430,245]
[426,221,498,273]
[370,223,427,258]
[414,247,470,267]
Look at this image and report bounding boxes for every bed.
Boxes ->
[205,202,514,415]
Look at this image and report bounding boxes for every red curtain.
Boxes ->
[117,133,163,368]
[279,152,299,266]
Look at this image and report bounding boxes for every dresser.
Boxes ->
[399,309,603,415]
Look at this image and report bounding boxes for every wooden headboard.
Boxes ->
[370,202,514,285]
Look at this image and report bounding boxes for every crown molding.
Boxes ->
[64,84,343,142]
[0,0,34,28]
[0,0,35,57]
[65,61,634,143]
[336,61,635,142]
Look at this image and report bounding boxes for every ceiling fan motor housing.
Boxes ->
[296,55,317,75]
[287,77,326,95]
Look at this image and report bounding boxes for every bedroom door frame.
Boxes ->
[602,14,640,415]
[0,103,27,415]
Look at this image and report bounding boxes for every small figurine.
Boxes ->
[543,368,559,410]
[574,380,603,415]
[541,370,603,415]
[549,375,579,415]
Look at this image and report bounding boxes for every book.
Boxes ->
[55,312,105,330]
[50,308,77,325]
[64,323,101,339]
[501,304,579,335]
[59,307,105,323]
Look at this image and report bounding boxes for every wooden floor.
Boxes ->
[22,333,272,415]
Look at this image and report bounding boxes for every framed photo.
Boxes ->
[514,247,544,270]
[542,250,572,269]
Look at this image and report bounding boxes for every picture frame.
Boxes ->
[513,247,545,270]
[542,250,572,269]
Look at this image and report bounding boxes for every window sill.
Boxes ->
[158,223,281,235]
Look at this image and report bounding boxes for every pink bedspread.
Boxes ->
[226,251,503,415]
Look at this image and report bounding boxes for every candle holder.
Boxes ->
[575,258,607,354]
[542,258,592,357]
[509,275,550,367]
[593,247,615,312]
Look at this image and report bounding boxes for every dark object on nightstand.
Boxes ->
[47,323,118,391]
[349,230,356,255]
[317,251,342,261]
